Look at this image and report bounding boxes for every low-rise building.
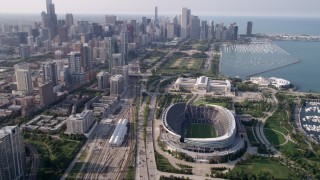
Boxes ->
[174,76,231,93]
[22,115,67,134]
[249,76,291,88]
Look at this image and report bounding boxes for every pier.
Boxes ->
[246,60,301,78]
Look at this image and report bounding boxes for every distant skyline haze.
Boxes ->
[0,0,320,17]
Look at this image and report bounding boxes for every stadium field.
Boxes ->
[185,123,217,138]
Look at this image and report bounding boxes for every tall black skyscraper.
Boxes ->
[42,0,58,39]
[246,21,253,36]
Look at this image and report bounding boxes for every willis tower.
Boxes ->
[41,0,58,39]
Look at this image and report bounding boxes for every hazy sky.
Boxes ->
[1,0,320,17]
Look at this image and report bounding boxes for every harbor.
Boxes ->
[220,41,297,78]
[300,101,320,142]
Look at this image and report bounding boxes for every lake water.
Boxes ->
[221,41,320,92]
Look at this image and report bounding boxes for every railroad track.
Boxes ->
[79,105,133,180]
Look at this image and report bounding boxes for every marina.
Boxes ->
[220,41,296,78]
[300,101,320,142]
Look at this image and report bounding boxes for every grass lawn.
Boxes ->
[264,128,286,146]
[26,138,83,180]
[156,152,178,172]
[245,127,259,145]
[155,151,192,174]
[277,141,302,154]
[169,58,200,69]
[191,59,202,69]
[185,123,216,138]
[230,156,299,179]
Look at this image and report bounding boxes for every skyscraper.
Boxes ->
[155,6,159,26]
[19,45,30,59]
[120,30,128,65]
[0,126,26,180]
[166,23,176,39]
[68,51,82,73]
[111,54,123,69]
[97,71,110,90]
[233,25,238,40]
[42,0,58,39]
[39,82,56,106]
[66,110,94,134]
[110,75,124,96]
[190,16,200,39]
[58,25,68,42]
[106,37,115,72]
[247,21,253,36]
[141,16,147,34]
[65,13,74,28]
[105,15,117,26]
[181,8,188,39]
[42,61,58,85]
[200,21,208,40]
[81,44,93,71]
[14,63,33,95]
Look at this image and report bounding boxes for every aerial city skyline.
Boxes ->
[1,0,320,180]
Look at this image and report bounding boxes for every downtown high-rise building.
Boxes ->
[181,7,191,39]
[110,75,124,96]
[120,30,128,65]
[39,82,56,106]
[190,16,200,39]
[111,53,123,69]
[0,126,26,180]
[66,110,94,134]
[68,51,82,73]
[105,15,117,26]
[81,44,93,71]
[200,21,208,40]
[14,63,33,95]
[42,61,58,85]
[166,23,176,39]
[106,37,115,72]
[247,21,253,36]
[96,71,110,90]
[42,0,58,39]
[154,6,159,27]
[65,13,74,28]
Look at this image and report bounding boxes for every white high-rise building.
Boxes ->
[0,126,26,180]
[112,65,128,88]
[110,75,124,97]
[166,23,175,39]
[120,30,128,65]
[14,64,33,95]
[181,7,191,39]
[66,110,94,134]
